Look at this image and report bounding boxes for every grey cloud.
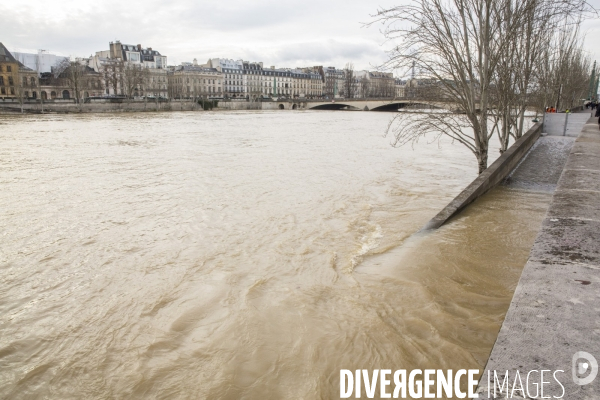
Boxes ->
[0,0,439,70]
[276,40,383,65]
[171,0,315,31]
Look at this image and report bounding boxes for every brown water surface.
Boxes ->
[0,111,550,399]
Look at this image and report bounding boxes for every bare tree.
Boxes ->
[376,0,529,173]
[34,53,44,113]
[360,76,370,98]
[14,55,27,113]
[56,59,89,110]
[374,0,593,173]
[549,26,591,110]
[492,1,593,152]
[148,74,160,111]
[14,76,26,113]
[122,63,146,99]
[343,62,357,99]
[102,60,123,96]
[138,67,151,109]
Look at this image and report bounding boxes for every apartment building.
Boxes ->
[0,42,39,100]
[168,64,223,99]
[89,41,168,97]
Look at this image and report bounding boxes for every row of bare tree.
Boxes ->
[376,0,595,173]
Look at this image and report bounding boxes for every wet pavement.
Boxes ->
[503,135,575,192]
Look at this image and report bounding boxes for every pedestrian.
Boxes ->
[595,105,600,129]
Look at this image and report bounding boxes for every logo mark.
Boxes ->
[572,351,598,386]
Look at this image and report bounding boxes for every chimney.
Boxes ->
[193,58,198,65]
[137,44,142,51]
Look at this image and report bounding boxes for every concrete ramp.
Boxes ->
[543,112,592,137]
[503,135,575,192]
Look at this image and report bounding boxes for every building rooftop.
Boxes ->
[0,42,35,71]
[177,65,220,73]
[0,42,19,63]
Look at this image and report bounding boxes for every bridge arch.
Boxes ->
[302,99,456,112]
[309,103,361,111]
[370,102,443,112]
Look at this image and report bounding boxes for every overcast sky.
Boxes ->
[1,0,599,76]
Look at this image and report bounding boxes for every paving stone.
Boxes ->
[565,153,600,171]
[548,189,600,221]
[529,218,600,265]
[558,169,600,192]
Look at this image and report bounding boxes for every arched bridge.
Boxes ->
[271,98,459,112]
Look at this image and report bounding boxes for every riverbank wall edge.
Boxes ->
[422,122,543,230]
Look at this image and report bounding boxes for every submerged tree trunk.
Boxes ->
[500,113,511,153]
[477,147,489,175]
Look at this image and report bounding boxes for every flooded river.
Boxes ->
[0,111,550,399]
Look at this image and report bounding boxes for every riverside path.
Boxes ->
[476,112,600,399]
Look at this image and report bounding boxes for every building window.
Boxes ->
[0,87,5,95]
[7,66,12,72]
[10,87,15,95]
[8,77,14,85]
[0,77,3,86]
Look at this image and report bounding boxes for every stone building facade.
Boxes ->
[314,66,345,99]
[168,65,223,99]
[0,42,28,99]
[291,69,323,99]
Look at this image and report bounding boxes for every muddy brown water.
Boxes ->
[0,111,549,399]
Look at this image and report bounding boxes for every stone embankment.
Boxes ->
[422,123,543,230]
[0,99,303,113]
[475,114,600,399]
[0,99,202,113]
